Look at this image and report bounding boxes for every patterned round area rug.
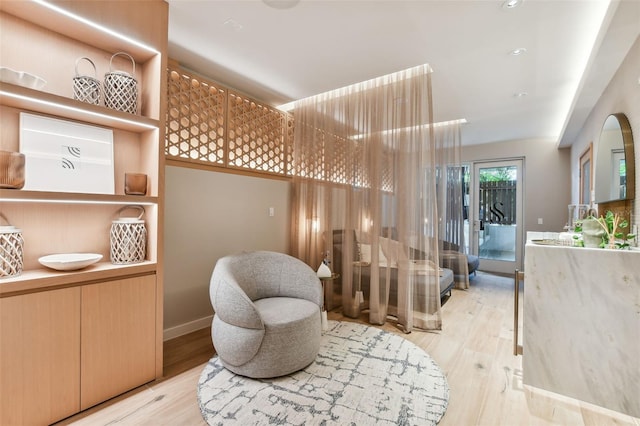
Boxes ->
[197,320,449,425]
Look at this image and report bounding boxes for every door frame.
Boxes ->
[579,143,593,205]
[470,158,524,274]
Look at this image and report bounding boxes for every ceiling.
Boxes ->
[167,0,640,147]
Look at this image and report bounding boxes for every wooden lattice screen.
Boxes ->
[227,91,286,174]
[289,127,326,180]
[166,63,288,176]
[165,62,394,191]
[326,134,349,185]
[381,151,394,192]
[166,68,226,165]
[286,114,295,177]
[349,142,393,191]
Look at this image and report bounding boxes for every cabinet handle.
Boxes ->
[513,269,524,356]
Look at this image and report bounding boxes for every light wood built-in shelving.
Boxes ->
[0,0,165,275]
[0,188,158,204]
[0,261,157,296]
[0,83,160,132]
[0,0,160,63]
[0,1,167,424]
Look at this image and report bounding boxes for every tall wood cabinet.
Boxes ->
[0,1,167,424]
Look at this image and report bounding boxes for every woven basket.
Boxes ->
[104,52,138,114]
[0,213,24,278]
[110,205,146,264]
[73,57,101,105]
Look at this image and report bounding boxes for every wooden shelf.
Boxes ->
[0,261,157,297]
[0,83,159,133]
[0,2,166,422]
[0,0,158,63]
[0,189,158,205]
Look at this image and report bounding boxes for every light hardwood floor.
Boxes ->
[57,272,639,425]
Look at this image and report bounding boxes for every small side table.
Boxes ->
[319,273,340,331]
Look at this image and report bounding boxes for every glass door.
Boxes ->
[471,159,523,274]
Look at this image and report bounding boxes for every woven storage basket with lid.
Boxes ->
[104,52,138,114]
[0,213,24,277]
[73,57,101,105]
[110,205,146,264]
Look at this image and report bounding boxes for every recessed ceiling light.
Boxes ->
[510,48,527,56]
[502,0,523,10]
[514,92,528,98]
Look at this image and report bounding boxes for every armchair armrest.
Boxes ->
[210,277,264,330]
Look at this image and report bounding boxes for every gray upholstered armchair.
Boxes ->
[209,251,323,378]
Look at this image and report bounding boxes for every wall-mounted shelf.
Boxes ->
[0,83,159,133]
[0,189,158,205]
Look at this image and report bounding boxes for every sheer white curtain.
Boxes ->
[436,123,464,245]
[434,123,468,289]
[290,64,443,331]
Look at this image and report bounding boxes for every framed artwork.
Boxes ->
[20,112,114,194]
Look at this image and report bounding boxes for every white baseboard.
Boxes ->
[163,315,213,341]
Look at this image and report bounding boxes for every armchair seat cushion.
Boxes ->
[254,297,319,328]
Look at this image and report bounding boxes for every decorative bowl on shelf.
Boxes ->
[0,66,46,90]
[38,253,103,271]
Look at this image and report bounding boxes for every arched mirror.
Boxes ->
[594,113,635,203]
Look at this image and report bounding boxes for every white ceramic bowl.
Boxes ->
[38,253,103,271]
[0,66,46,90]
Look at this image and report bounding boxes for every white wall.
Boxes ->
[462,138,572,234]
[163,166,291,339]
[569,36,640,226]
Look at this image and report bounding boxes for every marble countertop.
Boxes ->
[523,242,640,417]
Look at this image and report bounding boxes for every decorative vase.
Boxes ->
[581,218,604,248]
[0,151,25,189]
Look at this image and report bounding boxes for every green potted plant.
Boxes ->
[596,210,636,249]
[574,210,637,249]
